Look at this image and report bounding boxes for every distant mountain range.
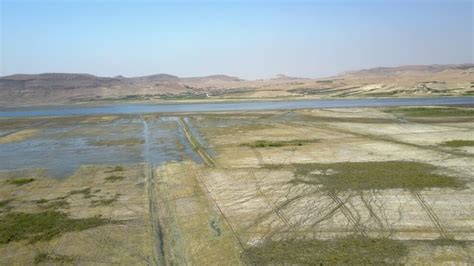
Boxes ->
[1,64,472,106]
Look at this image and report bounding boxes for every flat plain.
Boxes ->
[0,106,473,265]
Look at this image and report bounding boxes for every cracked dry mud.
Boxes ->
[0,106,473,265]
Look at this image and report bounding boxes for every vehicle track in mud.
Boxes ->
[178,116,247,253]
[327,191,367,237]
[412,191,451,239]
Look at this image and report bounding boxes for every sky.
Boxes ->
[0,0,472,79]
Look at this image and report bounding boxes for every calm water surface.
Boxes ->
[1,97,473,117]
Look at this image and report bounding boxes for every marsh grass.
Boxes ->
[440,140,474,147]
[268,161,464,191]
[34,252,73,264]
[242,139,318,148]
[7,178,35,186]
[242,236,408,265]
[384,107,474,117]
[0,211,110,244]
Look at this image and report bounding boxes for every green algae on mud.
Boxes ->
[0,211,111,244]
[242,236,408,265]
[266,161,465,191]
[104,166,125,173]
[241,139,319,148]
[6,178,35,186]
[440,140,474,147]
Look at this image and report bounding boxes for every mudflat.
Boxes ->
[1,105,473,264]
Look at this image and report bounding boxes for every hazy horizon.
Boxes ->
[1,0,473,79]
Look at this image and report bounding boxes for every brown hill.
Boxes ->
[1,64,472,106]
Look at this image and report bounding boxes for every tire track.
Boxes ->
[412,191,451,239]
[177,116,247,254]
[327,191,367,237]
[251,149,297,234]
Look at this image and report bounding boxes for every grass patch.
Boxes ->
[34,252,73,264]
[440,140,474,148]
[242,139,318,148]
[242,236,408,265]
[7,178,35,186]
[384,107,474,117]
[0,211,111,244]
[269,161,465,191]
[105,175,125,182]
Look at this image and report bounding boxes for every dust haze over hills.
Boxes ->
[0,64,473,106]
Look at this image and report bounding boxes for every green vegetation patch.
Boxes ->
[242,139,318,148]
[34,252,73,264]
[0,211,111,244]
[242,236,408,265]
[269,161,464,191]
[384,107,474,117]
[7,178,35,186]
[105,175,125,182]
[440,140,474,148]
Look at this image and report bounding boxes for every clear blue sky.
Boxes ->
[1,0,472,79]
